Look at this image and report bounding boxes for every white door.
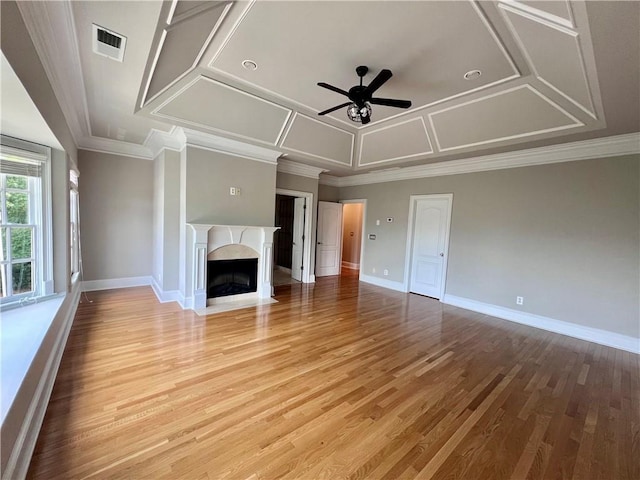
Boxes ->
[316,201,343,277]
[291,197,306,281]
[409,195,452,299]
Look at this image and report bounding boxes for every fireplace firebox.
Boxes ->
[207,258,258,298]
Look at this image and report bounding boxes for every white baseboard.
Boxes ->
[359,274,406,293]
[81,276,152,292]
[3,283,81,480]
[442,294,640,354]
[150,277,181,304]
[342,261,360,270]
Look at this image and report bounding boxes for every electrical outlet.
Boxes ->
[516,296,524,305]
[383,269,389,276]
[230,187,237,195]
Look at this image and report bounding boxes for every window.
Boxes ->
[70,170,79,279]
[0,138,52,305]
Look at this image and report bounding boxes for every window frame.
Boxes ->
[0,138,53,307]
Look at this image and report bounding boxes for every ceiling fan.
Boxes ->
[317,66,412,125]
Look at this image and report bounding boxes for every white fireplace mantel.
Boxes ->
[187,224,280,310]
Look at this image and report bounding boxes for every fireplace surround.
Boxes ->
[187,224,280,310]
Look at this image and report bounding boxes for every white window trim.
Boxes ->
[0,137,53,307]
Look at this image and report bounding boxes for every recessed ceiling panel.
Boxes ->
[501,5,595,118]
[280,113,353,166]
[146,5,229,101]
[359,117,433,166]
[429,85,582,151]
[518,1,573,26]
[154,76,291,145]
[210,1,518,124]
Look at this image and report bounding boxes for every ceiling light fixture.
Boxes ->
[241,60,258,71]
[346,102,372,123]
[464,69,482,80]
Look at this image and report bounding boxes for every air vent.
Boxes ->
[92,24,126,62]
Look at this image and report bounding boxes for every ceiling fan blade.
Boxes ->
[370,97,412,109]
[318,102,352,116]
[366,69,392,95]
[317,82,350,97]
[360,115,370,125]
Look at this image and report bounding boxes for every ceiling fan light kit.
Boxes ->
[318,65,412,125]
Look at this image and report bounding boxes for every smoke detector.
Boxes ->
[92,24,127,62]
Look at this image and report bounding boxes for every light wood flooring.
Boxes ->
[28,273,639,479]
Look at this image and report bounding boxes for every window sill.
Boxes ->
[0,294,64,423]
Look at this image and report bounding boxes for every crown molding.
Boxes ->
[16,1,92,147]
[79,136,154,160]
[277,159,327,179]
[180,128,282,164]
[144,127,186,159]
[320,132,640,187]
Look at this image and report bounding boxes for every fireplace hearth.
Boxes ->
[207,258,258,299]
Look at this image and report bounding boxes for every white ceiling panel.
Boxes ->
[359,117,433,166]
[280,113,353,166]
[209,1,518,125]
[501,4,595,118]
[429,85,582,151]
[154,76,292,145]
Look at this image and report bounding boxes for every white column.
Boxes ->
[189,224,211,309]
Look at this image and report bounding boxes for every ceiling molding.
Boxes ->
[79,136,154,160]
[319,132,640,187]
[144,127,185,158]
[180,127,282,164]
[277,159,327,179]
[16,1,92,146]
[428,84,584,152]
[500,0,574,29]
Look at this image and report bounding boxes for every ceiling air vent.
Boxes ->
[92,24,127,62]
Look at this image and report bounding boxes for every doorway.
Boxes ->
[340,200,365,274]
[274,189,313,285]
[404,194,453,300]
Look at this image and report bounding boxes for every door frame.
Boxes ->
[276,188,313,283]
[403,194,453,299]
[340,199,367,281]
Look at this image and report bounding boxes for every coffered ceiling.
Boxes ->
[9,1,640,175]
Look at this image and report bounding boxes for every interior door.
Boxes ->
[316,201,343,277]
[291,197,306,281]
[409,196,452,299]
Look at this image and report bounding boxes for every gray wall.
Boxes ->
[319,183,340,202]
[339,156,640,338]
[79,150,154,281]
[186,147,276,225]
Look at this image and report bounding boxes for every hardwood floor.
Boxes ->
[28,273,639,479]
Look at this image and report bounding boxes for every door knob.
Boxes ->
[439,252,444,257]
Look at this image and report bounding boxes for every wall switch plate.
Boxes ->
[516,296,524,305]
[372,267,376,273]
[368,234,376,240]
[383,269,389,276]
[376,219,380,226]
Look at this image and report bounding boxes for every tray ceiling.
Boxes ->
[9,0,638,174]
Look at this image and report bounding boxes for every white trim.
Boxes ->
[499,2,576,36]
[279,112,355,166]
[276,188,314,284]
[150,277,181,304]
[144,126,185,159]
[499,0,574,29]
[182,128,282,165]
[404,194,453,299]
[499,3,597,120]
[341,261,359,270]
[81,276,152,292]
[359,274,405,293]
[79,136,154,160]
[319,132,640,187]
[429,84,583,152]
[277,159,327,179]
[208,0,256,67]
[472,0,520,76]
[442,294,640,354]
[2,283,81,480]
[151,75,292,147]
[357,117,434,167]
